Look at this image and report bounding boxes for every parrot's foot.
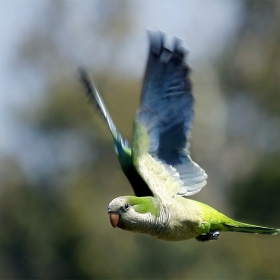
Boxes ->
[195,230,221,242]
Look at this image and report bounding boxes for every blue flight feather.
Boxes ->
[136,30,207,196]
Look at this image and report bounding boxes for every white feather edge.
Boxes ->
[136,154,180,202]
[136,152,207,202]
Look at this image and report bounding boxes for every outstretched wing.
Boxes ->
[132,30,207,200]
[79,68,152,197]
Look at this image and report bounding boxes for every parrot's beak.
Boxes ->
[109,213,119,228]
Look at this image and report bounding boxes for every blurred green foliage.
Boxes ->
[219,1,280,116]
[218,0,280,232]
[231,153,280,226]
[1,0,280,279]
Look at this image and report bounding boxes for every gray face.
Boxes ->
[108,197,133,229]
[107,196,153,232]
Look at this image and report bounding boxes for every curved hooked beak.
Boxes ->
[109,213,119,228]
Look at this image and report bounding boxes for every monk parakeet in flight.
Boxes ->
[79,30,280,242]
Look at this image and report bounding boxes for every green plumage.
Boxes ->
[127,197,160,217]
[193,200,280,235]
[79,30,280,242]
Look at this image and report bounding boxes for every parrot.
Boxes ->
[78,30,280,242]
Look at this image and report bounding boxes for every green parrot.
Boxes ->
[79,30,280,242]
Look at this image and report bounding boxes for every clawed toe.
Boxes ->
[195,230,221,242]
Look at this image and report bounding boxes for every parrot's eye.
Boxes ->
[124,203,130,210]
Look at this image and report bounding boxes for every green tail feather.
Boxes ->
[223,221,280,235]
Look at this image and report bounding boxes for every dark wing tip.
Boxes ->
[147,29,164,55]
[146,29,188,65]
[78,68,106,119]
[78,67,88,84]
[78,67,93,99]
[77,66,86,76]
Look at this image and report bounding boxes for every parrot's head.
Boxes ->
[108,196,160,232]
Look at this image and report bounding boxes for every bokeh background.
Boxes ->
[1,0,280,278]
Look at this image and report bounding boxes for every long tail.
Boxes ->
[223,221,280,235]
